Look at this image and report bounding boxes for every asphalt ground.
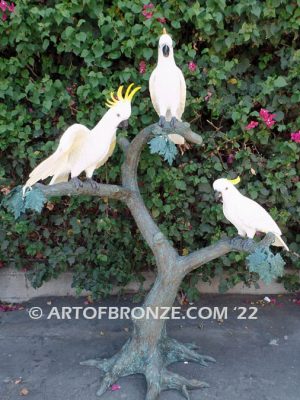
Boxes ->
[1,294,299,400]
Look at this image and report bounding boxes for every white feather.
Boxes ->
[150,66,186,121]
[24,101,131,190]
[149,33,186,145]
[213,178,289,251]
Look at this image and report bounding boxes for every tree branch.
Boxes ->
[24,122,203,270]
[35,182,131,201]
[121,124,172,256]
[157,121,203,145]
[121,122,201,259]
[177,233,276,276]
[118,137,130,154]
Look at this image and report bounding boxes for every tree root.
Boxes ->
[162,337,216,367]
[81,336,215,399]
[162,370,209,400]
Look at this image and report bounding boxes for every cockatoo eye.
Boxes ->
[225,187,228,190]
[117,113,121,118]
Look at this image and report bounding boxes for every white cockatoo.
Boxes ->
[23,84,140,192]
[213,177,289,251]
[149,28,186,145]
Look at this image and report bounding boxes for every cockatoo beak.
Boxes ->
[214,191,222,203]
[162,44,170,57]
[118,120,129,129]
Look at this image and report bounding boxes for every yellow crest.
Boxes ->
[228,176,241,185]
[105,84,141,108]
[162,27,167,34]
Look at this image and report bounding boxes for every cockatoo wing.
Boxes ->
[95,138,117,170]
[149,68,160,116]
[176,67,186,120]
[24,124,90,189]
[232,196,289,251]
[84,137,117,179]
[167,68,186,145]
[49,173,70,185]
[237,196,281,234]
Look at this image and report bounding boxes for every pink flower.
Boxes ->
[142,3,154,19]
[188,61,197,72]
[8,2,14,12]
[2,12,7,20]
[111,384,121,391]
[139,60,146,74]
[259,108,276,128]
[0,1,7,12]
[157,17,166,24]
[291,131,300,143]
[0,303,23,312]
[142,10,153,19]
[265,118,276,128]
[259,108,269,120]
[245,121,258,130]
[204,91,212,102]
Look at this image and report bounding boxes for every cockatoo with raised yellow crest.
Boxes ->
[23,84,140,192]
[213,177,289,251]
[149,28,186,145]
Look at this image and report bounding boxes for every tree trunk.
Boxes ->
[81,256,214,400]
[37,122,276,399]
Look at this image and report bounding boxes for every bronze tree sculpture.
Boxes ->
[5,122,279,399]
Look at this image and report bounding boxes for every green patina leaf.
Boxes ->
[246,247,285,285]
[25,187,47,213]
[2,185,47,219]
[148,134,178,166]
[1,186,25,219]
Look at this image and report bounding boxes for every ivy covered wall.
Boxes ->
[0,0,299,298]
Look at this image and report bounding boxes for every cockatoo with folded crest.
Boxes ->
[213,176,289,251]
[149,28,186,145]
[23,84,140,193]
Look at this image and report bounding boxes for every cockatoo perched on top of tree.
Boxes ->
[213,177,289,251]
[149,28,186,145]
[23,84,140,193]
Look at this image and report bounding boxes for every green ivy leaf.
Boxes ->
[175,180,187,191]
[0,0,299,299]
[143,48,153,60]
[274,76,288,88]
[76,32,87,42]
[251,5,261,17]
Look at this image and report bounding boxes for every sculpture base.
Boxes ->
[80,334,215,399]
